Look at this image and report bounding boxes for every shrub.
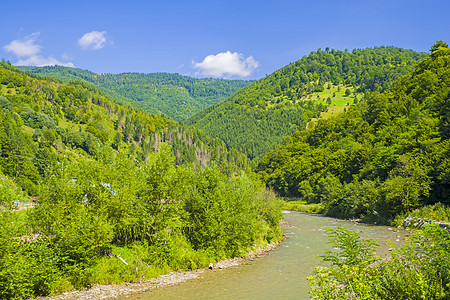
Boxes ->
[309,224,450,299]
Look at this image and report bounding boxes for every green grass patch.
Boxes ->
[305,83,362,128]
[0,84,7,95]
[90,234,215,286]
[282,198,325,214]
[265,83,361,120]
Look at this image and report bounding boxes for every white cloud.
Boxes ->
[16,56,74,68]
[193,51,259,78]
[3,32,74,67]
[4,32,41,57]
[78,31,108,50]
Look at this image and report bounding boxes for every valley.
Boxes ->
[1,42,450,299]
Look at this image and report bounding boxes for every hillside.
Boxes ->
[0,64,282,299]
[256,42,450,223]
[19,66,252,121]
[0,62,249,196]
[187,47,427,161]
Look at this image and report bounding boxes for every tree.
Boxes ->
[382,154,430,214]
[430,40,448,53]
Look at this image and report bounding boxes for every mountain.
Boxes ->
[186,47,427,161]
[18,65,253,121]
[0,62,282,299]
[0,62,249,195]
[256,42,450,223]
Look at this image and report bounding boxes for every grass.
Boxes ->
[281,198,325,214]
[302,83,360,105]
[264,83,362,121]
[306,83,362,127]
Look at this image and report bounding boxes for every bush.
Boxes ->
[309,224,450,299]
[4,145,284,298]
[184,167,260,258]
[0,212,62,299]
[392,202,450,226]
[20,109,56,129]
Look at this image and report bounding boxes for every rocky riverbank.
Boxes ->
[39,241,281,300]
[402,216,450,229]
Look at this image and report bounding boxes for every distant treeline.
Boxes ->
[19,65,253,121]
[0,62,249,195]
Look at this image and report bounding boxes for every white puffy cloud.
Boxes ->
[193,51,259,78]
[3,33,74,67]
[4,33,41,57]
[78,31,108,50]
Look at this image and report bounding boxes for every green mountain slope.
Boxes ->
[0,64,281,300]
[0,62,249,195]
[256,42,450,222]
[187,47,427,161]
[18,65,252,121]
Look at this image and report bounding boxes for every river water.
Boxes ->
[124,211,409,299]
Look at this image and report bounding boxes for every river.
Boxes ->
[121,211,409,299]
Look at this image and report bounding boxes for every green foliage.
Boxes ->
[0,62,250,197]
[0,144,283,298]
[188,46,426,160]
[183,167,280,258]
[0,206,64,299]
[257,43,450,223]
[392,202,450,226]
[19,66,252,121]
[319,226,378,268]
[309,224,450,299]
[20,108,57,129]
[0,181,25,209]
[431,40,449,53]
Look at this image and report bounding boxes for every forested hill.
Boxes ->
[0,63,282,299]
[0,62,249,196]
[19,65,252,121]
[186,47,427,161]
[256,42,450,223]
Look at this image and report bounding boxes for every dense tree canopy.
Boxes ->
[0,62,280,299]
[19,66,252,121]
[0,62,249,195]
[257,43,450,223]
[2,43,447,299]
[187,47,427,161]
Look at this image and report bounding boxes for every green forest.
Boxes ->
[257,42,450,224]
[19,65,252,121]
[0,62,281,298]
[1,61,252,191]
[2,41,450,299]
[187,47,427,161]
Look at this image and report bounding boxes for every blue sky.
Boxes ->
[1,0,449,79]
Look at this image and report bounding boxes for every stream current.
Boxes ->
[123,211,409,299]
